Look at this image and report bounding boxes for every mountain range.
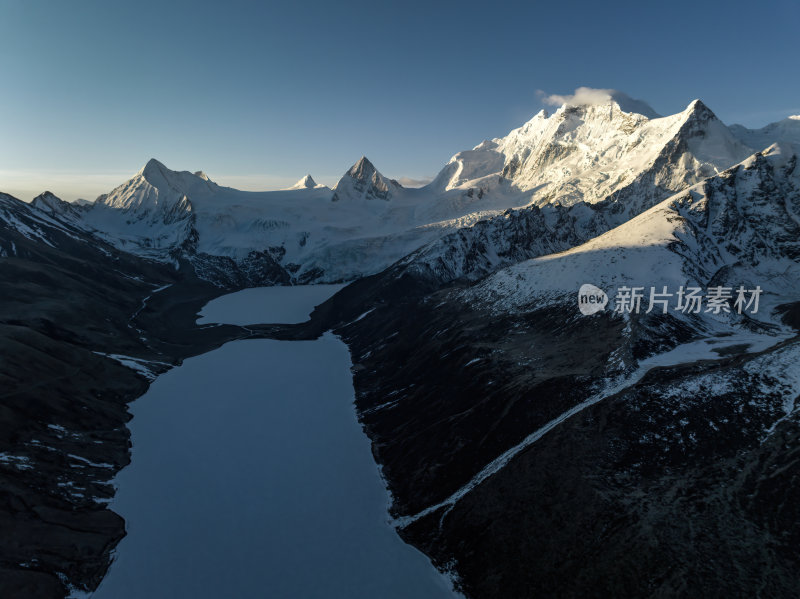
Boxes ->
[2,94,800,598]
[16,96,799,286]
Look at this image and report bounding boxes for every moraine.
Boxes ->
[91,285,458,599]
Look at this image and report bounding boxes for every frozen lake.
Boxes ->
[196,284,346,325]
[93,285,456,599]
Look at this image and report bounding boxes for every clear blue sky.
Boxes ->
[1,0,798,200]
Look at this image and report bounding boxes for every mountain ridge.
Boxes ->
[4,92,800,599]
[16,96,797,288]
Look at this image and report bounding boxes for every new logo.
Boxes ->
[578,284,608,315]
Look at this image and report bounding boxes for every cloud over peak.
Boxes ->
[540,86,618,107]
[537,87,661,119]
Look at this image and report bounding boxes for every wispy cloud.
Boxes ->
[537,87,619,107]
[536,87,660,118]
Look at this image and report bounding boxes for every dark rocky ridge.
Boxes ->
[0,192,266,598]
[283,262,800,597]
[401,333,800,598]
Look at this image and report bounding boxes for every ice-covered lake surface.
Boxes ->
[93,285,457,599]
[196,283,347,325]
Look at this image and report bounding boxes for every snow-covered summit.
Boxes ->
[29,191,89,227]
[332,156,401,202]
[428,140,506,192]
[92,158,222,220]
[428,97,753,217]
[73,159,212,255]
[290,174,321,189]
[31,191,71,213]
[136,158,217,199]
[729,115,800,151]
[541,87,661,119]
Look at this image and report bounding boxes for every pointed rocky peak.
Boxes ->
[117,159,218,215]
[682,99,718,124]
[31,191,88,221]
[94,158,209,223]
[136,158,177,192]
[672,99,753,160]
[32,191,68,212]
[140,157,166,173]
[136,158,216,192]
[347,156,378,181]
[32,190,60,203]
[688,98,709,111]
[137,158,172,183]
[332,156,399,201]
[291,174,318,189]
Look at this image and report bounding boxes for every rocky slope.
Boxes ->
[293,144,800,597]
[0,192,264,598]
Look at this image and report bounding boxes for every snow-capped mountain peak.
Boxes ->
[347,156,375,178]
[74,159,204,256]
[729,114,800,151]
[134,158,218,198]
[428,94,753,217]
[31,191,69,213]
[428,142,506,192]
[332,156,400,201]
[138,157,167,177]
[290,174,320,189]
[542,87,661,119]
[669,99,753,168]
[685,98,710,114]
[28,191,88,226]
[92,158,223,219]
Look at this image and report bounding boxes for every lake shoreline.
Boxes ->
[92,286,458,599]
